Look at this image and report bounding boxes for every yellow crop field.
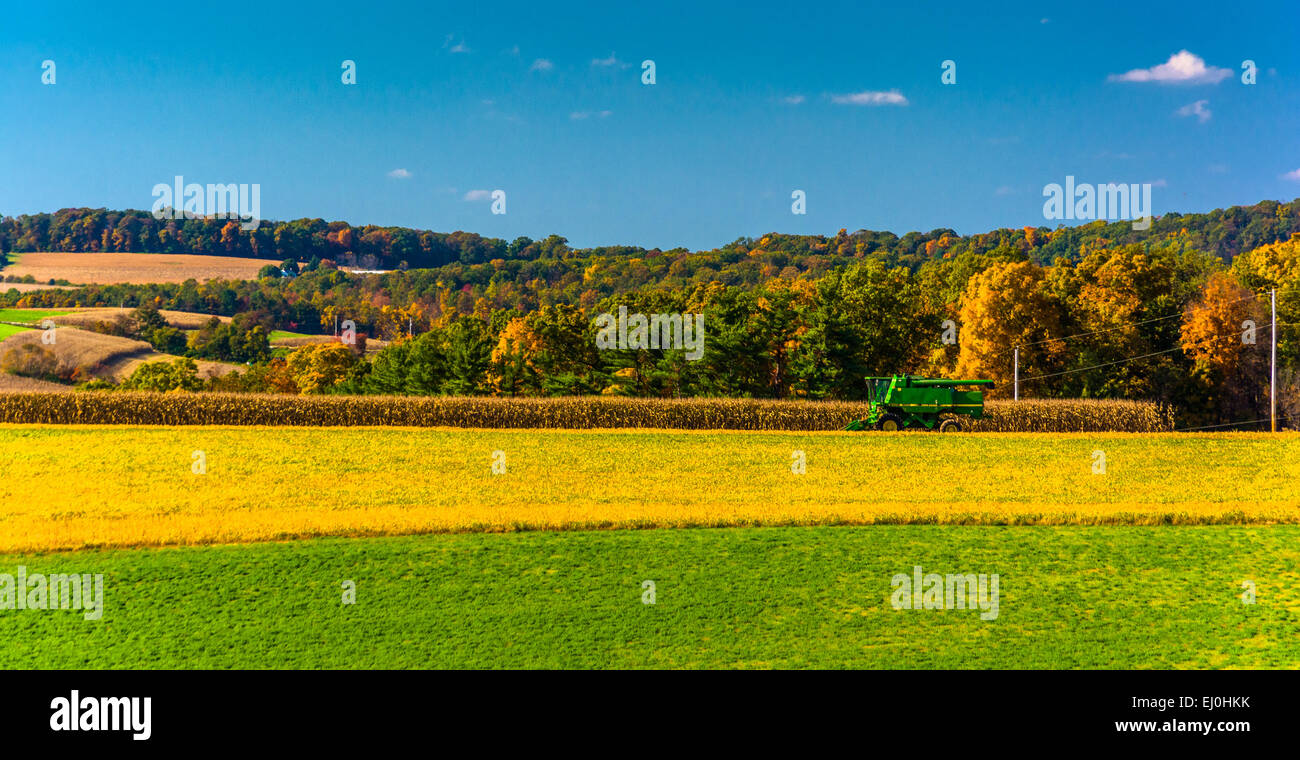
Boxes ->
[1,425,1296,552]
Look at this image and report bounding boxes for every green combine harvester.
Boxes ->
[844,375,996,432]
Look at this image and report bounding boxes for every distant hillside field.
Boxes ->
[0,282,75,293]
[0,327,239,382]
[1,252,272,284]
[0,373,68,392]
[47,307,231,330]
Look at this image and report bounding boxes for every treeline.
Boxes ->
[0,209,639,270]
[12,233,1292,428]
[2,199,1297,272]
[4,200,1300,427]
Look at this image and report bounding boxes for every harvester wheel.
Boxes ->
[939,419,963,433]
[876,414,904,432]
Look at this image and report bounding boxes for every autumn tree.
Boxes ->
[1180,271,1267,424]
[954,261,1065,396]
[286,343,358,394]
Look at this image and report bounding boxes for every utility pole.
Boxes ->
[1271,288,1277,432]
[1013,346,1019,401]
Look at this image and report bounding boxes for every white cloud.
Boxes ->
[591,53,626,68]
[1108,50,1231,84]
[570,110,611,120]
[387,169,412,179]
[1282,168,1300,182]
[1150,179,1168,187]
[782,95,806,105]
[530,58,554,72]
[463,190,493,201]
[1175,99,1212,123]
[1040,18,1050,24]
[830,90,909,106]
[444,34,470,54]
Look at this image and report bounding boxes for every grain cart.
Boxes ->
[843,375,995,432]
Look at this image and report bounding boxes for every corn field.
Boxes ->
[0,392,1174,432]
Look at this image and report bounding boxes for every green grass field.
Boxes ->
[268,329,310,340]
[0,323,29,340]
[1,525,1296,668]
[0,308,72,325]
[0,308,72,340]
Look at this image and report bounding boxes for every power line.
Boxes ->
[998,285,1300,359]
[1018,295,1254,348]
[1011,293,1262,353]
[1021,326,1256,381]
[1175,415,1292,432]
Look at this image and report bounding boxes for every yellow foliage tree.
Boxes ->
[954,261,1066,396]
[1180,271,1267,422]
[286,343,357,394]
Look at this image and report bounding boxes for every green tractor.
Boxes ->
[844,375,995,432]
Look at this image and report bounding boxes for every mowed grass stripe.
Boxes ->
[1,426,1297,552]
[0,526,1297,669]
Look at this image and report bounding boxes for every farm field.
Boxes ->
[1,525,1296,669]
[0,283,76,293]
[269,329,311,340]
[46,307,231,330]
[0,308,73,324]
[0,392,1175,431]
[0,307,228,330]
[1,426,1296,553]
[0,324,28,341]
[0,374,68,392]
[0,328,239,382]
[0,252,274,284]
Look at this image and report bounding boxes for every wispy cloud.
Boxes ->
[570,110,612,120]
[444,34,470,54]
[1176,99,1212,123]
[1150,179,1169,188]
[995,186,1015,196]
[530,58,554,72]
[463,190,493,201]
[1283,168,1300,182]
[1108,51,1231,84]
[591,53,627,68]
[830,90,908,106]
[387,168,412,179]
[782,95,806,105]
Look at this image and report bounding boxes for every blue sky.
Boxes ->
[1,1,1297,250]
